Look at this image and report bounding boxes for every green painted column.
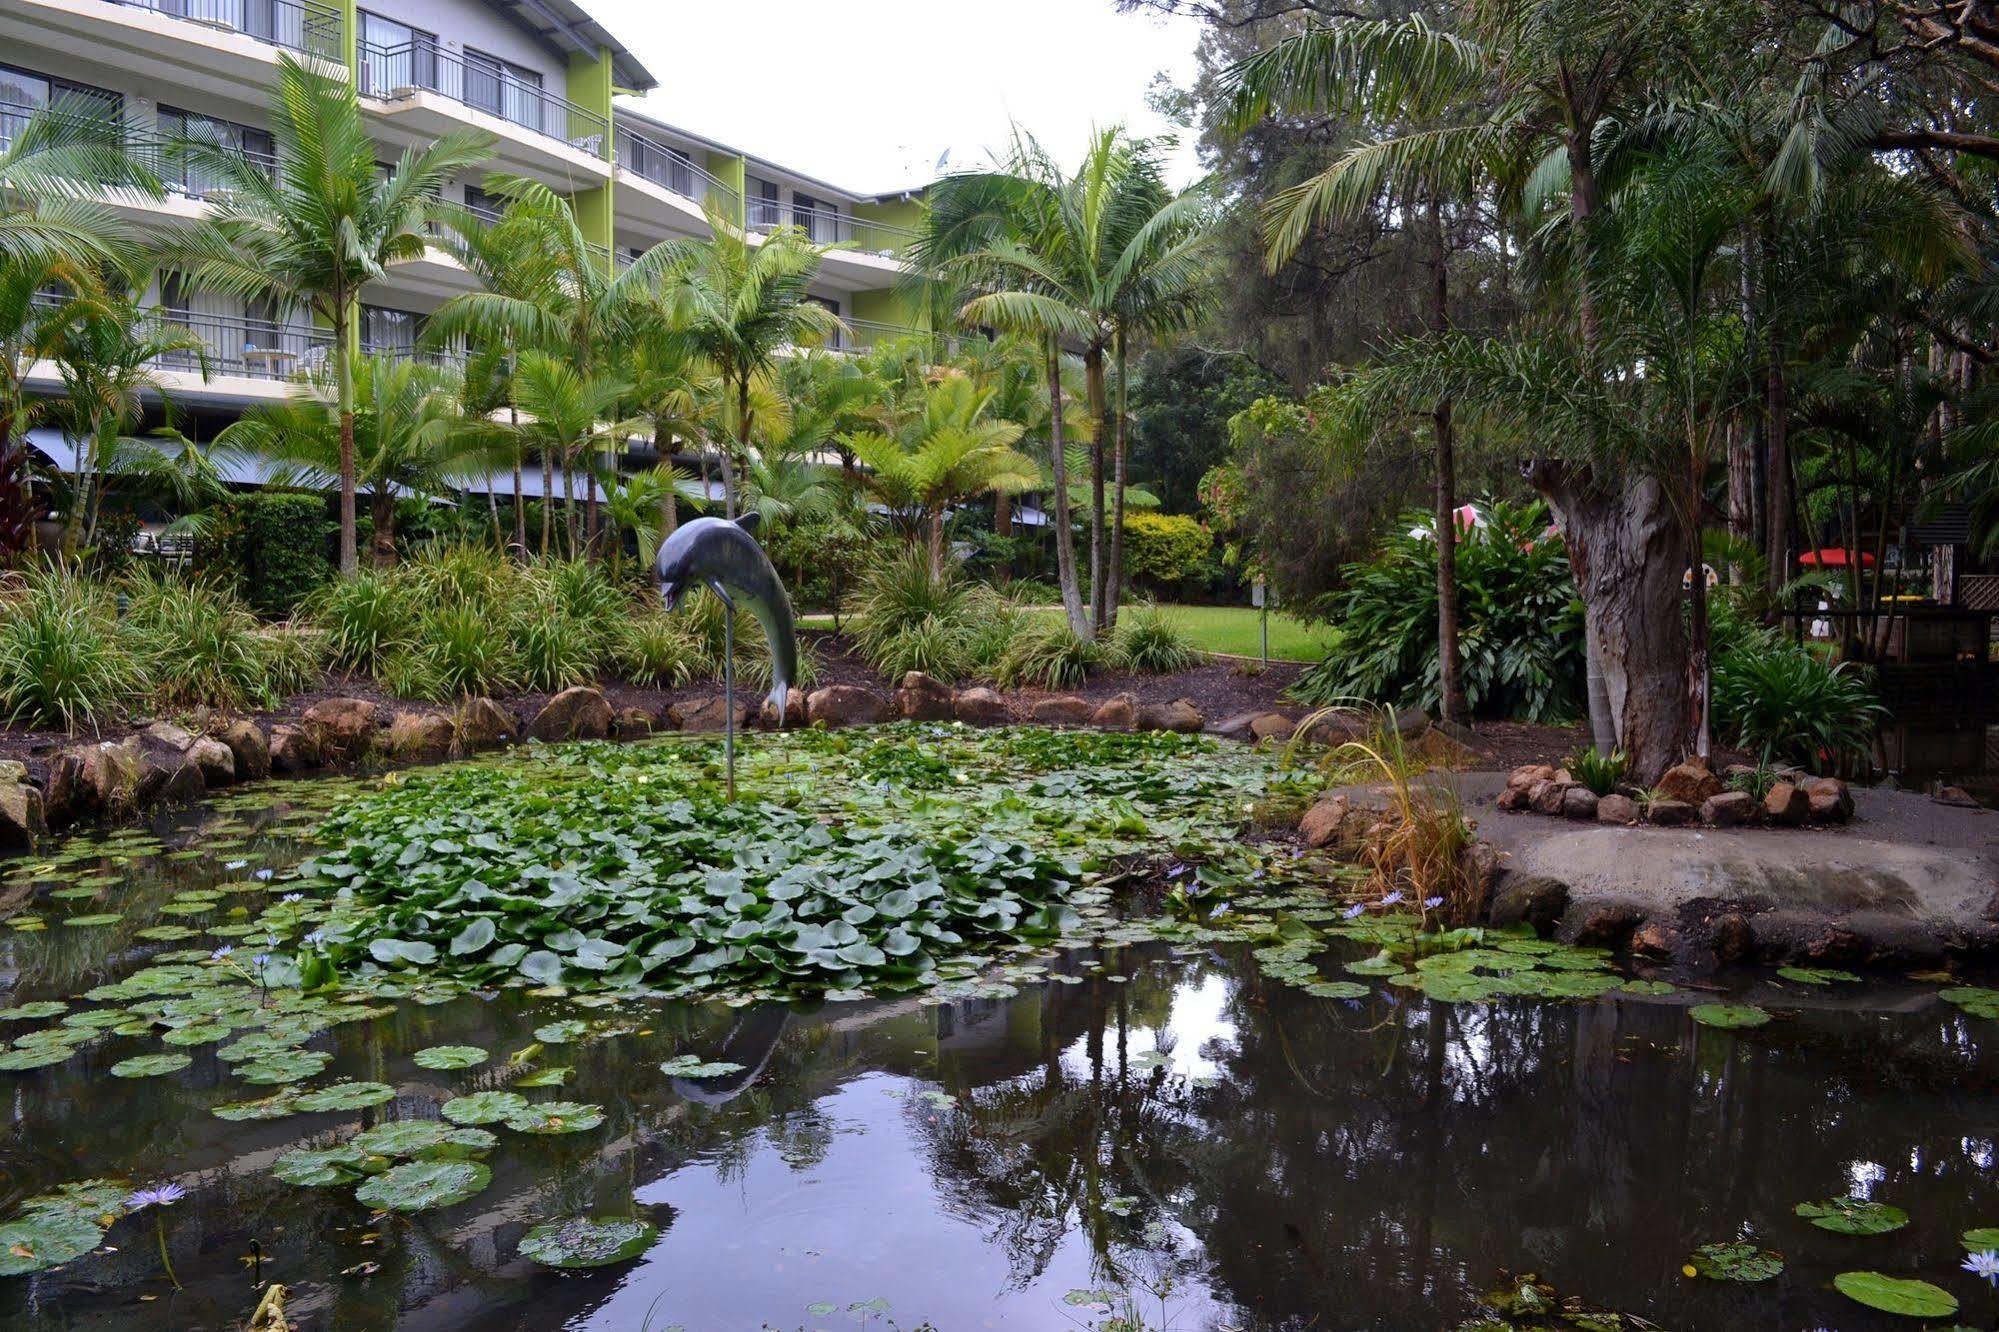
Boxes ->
[336,0,358,77]
[567,47,616,274]
[705,151,746,225]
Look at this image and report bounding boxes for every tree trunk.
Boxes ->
[1084,345,1108,635]
[1106,332,1130,631]
[0,403,29,565]
[370,489,396,569]
[1428,196,1468,727]
[335,308,358,577]
[584,441,600,560]
[486,483,502,552]
[562,454,577,557]
[1763,339,1790,598]
[723,374,748,520]
[540,445,554,557]
[993,490,1013,580]
[511,425,525,558]
[1045,338,1089,637]
[1565,131,1612,752]
[928,506,946,578]
[1526,460,1690,784]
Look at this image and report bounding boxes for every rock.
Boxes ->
[0,782,46,851]
[301,697,381,762]
[808,685,887,728]
[0,761,22,787]
[1297,711,1365,746]
[1570,906,1640,948]
[186,736,237,787]
[1248,713,1297,743]
[1803,923,1864,962]
[1434,718,1478,747]
[1391,707,1431,740]
[527,686,612,742]
[892,671,955,722]
[216,720,269,782]
[1764,781,1810,826]
[1804,776,1853,824]
[1489,873,1569,933]
[953,687,1012,725]
[40,751,82,827]
[615,707,657,738]
[1553,768,1575,787]
[1655,761,1723,806]
[758,695,809,729]
[1299,796,1350,850]
[134,753,205,810]
[1933,785,1982,808]
[1631,921,1678,957]
[1701,790,1756,827]
[1136,698,1203,734]
[143,720,197,751]
[1561,786,1599,820]
[458,697,515,748]
[1596,793,1641,825]
[1460,841,1502,916]
[671,696,750,733]
[1508,764,1558,792]
[268,724,321,773]
[1530,780,1568,815]
[1722,763,1758,782]
[1032,695,1096,726]
[387,710,456,760]
[1496,785,1532,813]
[1091,695,1138,732]
[1644,799,1698,827]
[75,738,147,812]
[1711,912,1755,964]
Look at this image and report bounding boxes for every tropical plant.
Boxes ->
[994,616,1100,690]
[846,545,989,682]
[1106,604,1202,675]
[500,353,643,560]
[311,569,410,673]
[611,614,709,688]
[168,54,493,574]
[0,565,136,728]
[1710,641,1884,773]
[1566,748,1629,798]
[118,568,276,710]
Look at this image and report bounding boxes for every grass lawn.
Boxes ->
[801,603,1338,663]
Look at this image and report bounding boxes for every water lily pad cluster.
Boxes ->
[0,1178,130,1276]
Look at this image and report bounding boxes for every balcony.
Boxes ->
[748,205,917,278]
[106,0,340,58]
[613,125,740,221]
[358,40,611,181]
[0,0,345,96]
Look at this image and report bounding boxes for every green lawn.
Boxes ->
[802,602,1338,663]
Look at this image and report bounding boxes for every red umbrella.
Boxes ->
[1797,548,1876,568]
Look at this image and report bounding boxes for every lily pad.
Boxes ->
[237,1049,332,1085]
[0,1046,80,1071]
[1964,1227,1999,1249]
[351,1120,495,1158]
[213,1091,301,1122]
[441,1091,530,1126]
[1831,1271,1958,1318]
[514,1067,571,1088]
[532,1020,588,1044]
[0,1210,104,1275]
[1689,1004,1771,1029]
[1796,1196,1909,1235]
[502,1100,605,1135]
[1687,1241,1783,1282]
[354,1159,490,1212]
[1776,966,1860,985]
[294,1081,397,1113]
[659,1056,747,1078]
[61,913,124,929]
[109,1053,193,1078]
[518,1216,658,1268]
[272,1145,380,1187]
[412,1045,489,1071]
[0,1002,69,1022]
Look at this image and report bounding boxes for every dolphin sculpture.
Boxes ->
[654,513,799,724]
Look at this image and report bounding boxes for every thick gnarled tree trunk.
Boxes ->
[1526,460,1690,784]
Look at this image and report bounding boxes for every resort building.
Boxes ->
[1,0,934,450]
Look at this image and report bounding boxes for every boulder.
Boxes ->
[1655,761,1723,806]
[1390,707,1431,740]
[1031,695,1096,726]
[1507,763,1558,792]
[143,720,196,751]
[1297,711,1366,746]
[1764,781,1810,826]
[216,720,270,782]
[1530,780,1568,815]
[808,686,887,728]
[615,706,657,738]
[1489,873,1569,933]
[386,710,456,760]
[1496,785,1532,813]
[1571,906,1641,948]
[1298,796,1350,850]
[1561,786,1600,821]
[302,697,381,762]
[1710,912,1755,964]
[0,782,46,852]
[1248,713,1298,743]
[1805,776,1854,824]
[759,695,809,729]
[1596,793,1641,826]
[1933,785,1982,808]
[527,686,612,742]
[40,750,82,827]
[74,738,147,812]
[1630,921,1678,958]
[1136,698,1203,734]
[892,671,955,722]
[1644,799,1698,827]
[1701,790,1756,827]
[458,696,515,749]
[954,687,1012,725]
[1459,841,1503,916]
[1091,695,1138,732]
[671,696,750,733]
[134,753,205,810]
[268,724,321,773]
[186,736,237,787]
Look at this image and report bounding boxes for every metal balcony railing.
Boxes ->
[107,0,342,59]
[358,41,609,159]
[612,126,741,215]
[750,203,918,257]
[827,318,949,353]
[1,100,281,203]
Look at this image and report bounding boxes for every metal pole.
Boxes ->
[1261,602,1269,671]
[711,580,736,801]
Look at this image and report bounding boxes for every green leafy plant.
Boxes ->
[846,546,989,682]
[1106,604,1202,675]
[120,568,277,710]
[310,570,412,674]
[612,615,708,688]
[1726,762,1780,802]
[228,492,332,615]
[1565,748,1628,796]
[1710,638,1884,772]
[0,566,137,729]
[994,617,1101,690]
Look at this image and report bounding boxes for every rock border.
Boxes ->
[1493,760,1855,830]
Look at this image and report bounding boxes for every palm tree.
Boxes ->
[645,202,844,518]
[843,375,1040,576]
[167,54,492,575]
[504,352,643,552]
[221,355,497,568]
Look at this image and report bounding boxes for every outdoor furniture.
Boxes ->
[239,345,298,378]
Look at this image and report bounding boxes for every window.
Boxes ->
[0,64,120,157]
[464,48,543,133]
[747,177,780,231]
[358,11,437,95]
[159,106,275,196]
[465,184,505,223]
[360,305,421,358]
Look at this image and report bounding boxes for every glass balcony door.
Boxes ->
[464,49,543,135]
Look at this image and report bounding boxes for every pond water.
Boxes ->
[3,763,1998,1330]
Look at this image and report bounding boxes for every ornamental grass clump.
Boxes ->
[120,568,277,711]
[994,617,1100,690]
[847,546,991,683]
[0,567,136,730]
[611,614,710,688]
[1106,604,1203,675]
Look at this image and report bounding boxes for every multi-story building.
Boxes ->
[1,0,934,454]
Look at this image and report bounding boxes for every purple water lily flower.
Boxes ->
[304,930,326,946]
[252,869,274,881]
[209,945,232,961]
[1342,902,1367,920]
[125,1182,185,1211]
[1423,896,1445,910]
[1379,891,1404,908]
[251,953,271,968]
[1965,1250,1999,1286]
[281,893,303,904]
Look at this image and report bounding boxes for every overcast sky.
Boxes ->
[590,0,1206,196]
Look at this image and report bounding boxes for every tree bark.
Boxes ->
[1526,460,1690,784]
[927,505,947,578]
[540,444,554,557]
[1045,338,1089,637]
[1105,332,1130,631]
[1565,130,1612,752]
[370,488,396,569]
[1428,196,1468,726]
[1763,336,1790,598]
[1084,345,1109,637]
[336,302,358,577]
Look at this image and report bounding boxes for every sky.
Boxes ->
[589,0,1207,197]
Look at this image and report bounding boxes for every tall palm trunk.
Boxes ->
[1428,197,1468,727]
[927,505,947,578]
[1565,133,1615,757]
[584,440,600,559]
[1083,345,1108,636]
[1045,338,1088,636]
[1105,330,1130,632]
[561,452,576,556]
[370,488,396,569]
[485,483,502,551]
[540,444,554,556]
[334,298,359,576]
[723,373,749,519]
[511,410,525,558]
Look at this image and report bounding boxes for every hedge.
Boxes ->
[1121,512,1213,588]
[233,492,333,616]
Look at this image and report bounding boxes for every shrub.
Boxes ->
[1292,499,1583,722]
[258,622,325,698]
[1120,512,1213,589]
[1565,747,1628,797]
[873,615,974,681]
[312,571,412,673]
[994,617,1100,690]
[847,547,987,683]
[509,600,601,692]
[612,614,709,688]
[232,492,332,616]
[1106,604,1202,675]
[120,569,275,710]
[0,567,136,730]
[413,602,518,698]
[1710,640,1883,771]
[1727,762,1779,801]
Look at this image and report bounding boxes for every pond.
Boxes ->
[1,733,1996,1331]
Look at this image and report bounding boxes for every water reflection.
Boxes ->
[4,914,1999,1327]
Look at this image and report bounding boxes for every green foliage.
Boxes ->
[519,1217,658,1269]
[1726,762,1780,801]
[1795,1196,1909,1235]
[1106,604,1203,675]
[1293,500,1583,721]
[1119,512,1214,590]
[1565,748,1627,797]
[119,569,278,711]
[229,492,332,616]
[1130,347,1284,512]
[995,617,1101,690]
[311,570,410,674]
[1686,1242,1783,1282]
[847,546,992,683]
[1710,631,1884,771]
[507,601,601,694]
[0,567,137,729]
[1831,1271,1957,1318]
[612,614,709,688]
[413,603,517,699]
